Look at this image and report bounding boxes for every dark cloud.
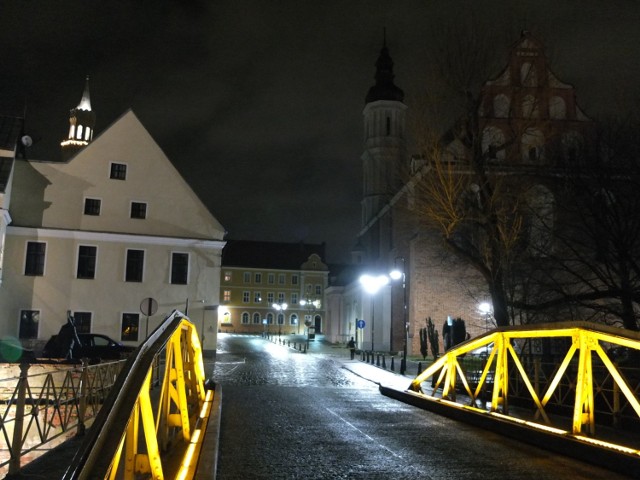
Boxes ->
[1,0,639,263]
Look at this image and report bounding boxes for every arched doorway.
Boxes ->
[314,315,322,334]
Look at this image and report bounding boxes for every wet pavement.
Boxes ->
[212,334,631,479]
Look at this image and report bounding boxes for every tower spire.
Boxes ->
[365,32,404,104]
[61,75,96,160]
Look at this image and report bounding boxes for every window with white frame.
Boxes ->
[243,272,251,283]
[267,292,274,304]
[73,311,92,333]
[84,198,101,216]
[278,274,285,285]
[130,202,147,219]
[243,291,250,303]
[254,291,262,303]
[125,249,144,282]
[241,312,250,324]
[77,245,97,279]
[223,290,231,302]
[255,272,262,283]
[25,241,46,276]
[19,310,39,339]
[291,293,298,305]
[121,313,139,341]
[291,274,298,285]
[253,312,261,324]
[170,252,189,285]
[110,162,127,180]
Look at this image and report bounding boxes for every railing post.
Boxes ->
[9,362,30,475]
[77,359,90,436]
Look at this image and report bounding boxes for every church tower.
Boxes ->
[361,36,407,227]
[61,76,96,161]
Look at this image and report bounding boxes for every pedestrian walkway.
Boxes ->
[266,333,423,393]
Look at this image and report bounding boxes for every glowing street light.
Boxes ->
[272,301,287,336]
[359,274,389,352]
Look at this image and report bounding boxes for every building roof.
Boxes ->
[222,239,327,270]
[0,115,23,153]
[365,40,404,104]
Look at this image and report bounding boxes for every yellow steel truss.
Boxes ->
[408,321,640,452]
[64,310,212,479]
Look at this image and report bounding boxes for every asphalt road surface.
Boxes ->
[214,334,631,479]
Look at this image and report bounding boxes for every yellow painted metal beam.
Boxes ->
[405,321,640,457]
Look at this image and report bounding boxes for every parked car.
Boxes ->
[43,333,135,361]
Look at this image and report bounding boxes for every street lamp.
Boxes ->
[300,296,320,348]
[272,301,288,337]
[359,273,389,352]
[390,257,408,375]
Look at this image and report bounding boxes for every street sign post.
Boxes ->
[140,297,158,337]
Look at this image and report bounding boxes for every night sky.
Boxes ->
[1,0,639,263]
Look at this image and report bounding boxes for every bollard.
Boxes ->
[376,354,380,367]
[365,351,369,363]
[288,340,290,347]
[303,345,307,353]
[382,355,386,369]
[390,357,395,371]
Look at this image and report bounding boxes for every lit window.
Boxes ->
[25,242,46,276]
[77,125,83,140]
[224,271,232,282]
[84,198,101,216]
[121,313,139,341]
[223,290,231,302]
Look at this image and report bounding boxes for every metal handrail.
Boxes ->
[408,321,640,453]
[62,309,211,479]
[0,359,126,477]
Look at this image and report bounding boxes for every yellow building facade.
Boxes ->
[218,240,328,336]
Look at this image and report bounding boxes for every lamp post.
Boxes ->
[300,296,319,350]
[359,273,389,353]
[272,301,288,337]
[390,257,408,375]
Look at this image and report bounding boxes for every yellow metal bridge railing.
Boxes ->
[407,321,640,455]
[62,310,214,480]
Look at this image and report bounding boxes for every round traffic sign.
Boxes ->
[356,319,365,329]
[140,297,158,316]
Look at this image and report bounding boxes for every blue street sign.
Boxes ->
[356,319,365,329]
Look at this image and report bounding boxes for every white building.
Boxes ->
[0,86,225,354]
